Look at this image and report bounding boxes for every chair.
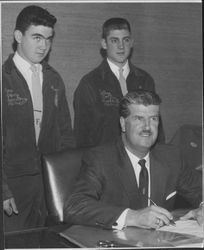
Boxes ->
[169,124,202,208]
[42,148,84,226]
[170,124,202,171]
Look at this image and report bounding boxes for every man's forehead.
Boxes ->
[25,24,53,36]
[107,29,131,36]
[129,104,160,113]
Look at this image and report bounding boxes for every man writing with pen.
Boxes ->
[64,90,203,229]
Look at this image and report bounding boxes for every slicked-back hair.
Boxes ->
[119,90,162,118]
[102,17,131,39]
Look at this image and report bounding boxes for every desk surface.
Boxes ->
[4,210,203,249]
[4,225,77,249]
[60,210,203,248]
[60,224,203,248]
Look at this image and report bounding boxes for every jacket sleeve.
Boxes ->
[63,151,125,229]
[1,81,13,201]
[2,169,13,201]
[73,78,105,148]
[57,79,76,149]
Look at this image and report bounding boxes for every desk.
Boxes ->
[60,224,203,248]
[60,210,203,248]
[4,210,203,249]
[4,225,77,249]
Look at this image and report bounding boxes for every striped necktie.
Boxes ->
[30,64,43,143]
[118,67,128,96]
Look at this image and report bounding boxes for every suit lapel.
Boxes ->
[115,139,142,209]
[150,149,169,205]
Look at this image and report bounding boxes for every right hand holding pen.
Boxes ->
[3,197,18,216]
[125,205,173,229]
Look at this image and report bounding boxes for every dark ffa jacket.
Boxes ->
[64,138,202,229]
[2,54,75,200]
[74,59,165,148]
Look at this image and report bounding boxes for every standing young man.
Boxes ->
[74,17,165,148]
[2,5,75,232]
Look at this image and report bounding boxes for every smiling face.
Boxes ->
[101,29,133,67]
[14,24,54,64]
[120,103,160,157]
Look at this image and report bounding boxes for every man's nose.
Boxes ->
[118,40,124,49]
[40,39,47,49]
[143,119,150,129]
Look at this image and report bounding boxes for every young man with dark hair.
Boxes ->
[2,5,75,232]
[64,90,203,230]
[74,17,165,148]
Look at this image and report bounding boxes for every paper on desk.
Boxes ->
[158,219,203,238]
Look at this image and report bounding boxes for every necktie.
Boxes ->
[30,64,43,143]
[138,159,148,207]
[118,67,128,96]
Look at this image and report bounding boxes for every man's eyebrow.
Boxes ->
[32,33,53,39]
[109,36,131,39]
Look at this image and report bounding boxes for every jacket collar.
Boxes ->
[99,59,136,80]
[4,53,53,74]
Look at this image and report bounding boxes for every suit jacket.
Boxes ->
[74,59,165,147]
[64,137,202,229]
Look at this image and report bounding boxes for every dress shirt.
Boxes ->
[114,148,150,230]
[13,52,43,97]
[125,148,150,197]
[107,58,130,80]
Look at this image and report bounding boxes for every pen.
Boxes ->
[148,197,176,226]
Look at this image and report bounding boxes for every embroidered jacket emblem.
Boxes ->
[100,90,119,107]
[5,88,28,106]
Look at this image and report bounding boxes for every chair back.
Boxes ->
[170,124,202,208]
[170,124,202,170]
[42,148,84,225]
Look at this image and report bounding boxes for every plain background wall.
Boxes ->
[1,2,202,142]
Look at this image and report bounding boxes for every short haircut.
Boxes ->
[119,90,162,118]
[102,17,131,39]
[13,5,57,51]
[15,5,57,33]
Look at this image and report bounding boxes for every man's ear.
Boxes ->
[101,38,107,50]
[14,30,23,44]
[120,117,126,133]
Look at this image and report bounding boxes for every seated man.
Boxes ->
[64,90,203,229]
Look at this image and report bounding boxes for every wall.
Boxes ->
[1,2,202,142]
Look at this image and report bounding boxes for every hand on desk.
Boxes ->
[179,206,204,226]
[125,205,174,229]
[3,197,18,216]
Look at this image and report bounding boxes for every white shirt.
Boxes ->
[13,52,43,97]
[125,148,150,197]
[107,58,130,80]
[114,148,151,230]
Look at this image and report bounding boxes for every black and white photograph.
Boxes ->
[1,0,203,249]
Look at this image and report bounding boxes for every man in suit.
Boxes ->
[2,5,75,232]
[74,17,165,148]
[64,90,202,229]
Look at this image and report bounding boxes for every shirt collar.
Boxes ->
[107,58,130,79]
[13,52,42,73]
[125,147,150,167]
